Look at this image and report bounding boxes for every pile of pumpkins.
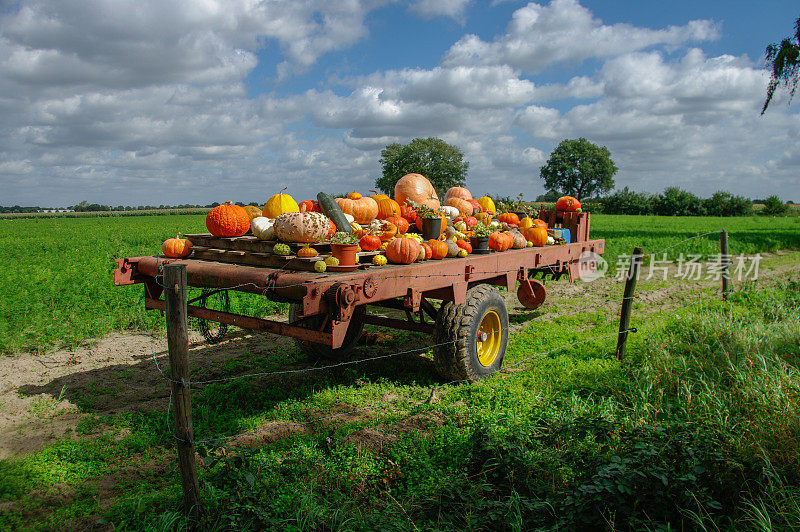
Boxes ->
[162,173,583,264]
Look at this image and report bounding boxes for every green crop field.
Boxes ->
[1,213,799,530]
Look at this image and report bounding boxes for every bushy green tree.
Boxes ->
[601,187,655,215]
[704,191,754,217]
[761,195,790,216]
[539,138,617,201]
[762,16,800,114]
[376,137,469,197]
[652,187,706,216]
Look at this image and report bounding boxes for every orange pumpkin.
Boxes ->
[326,218,336,239]
[243,205,262,222]
[370,190,390,202]
[555,196,581,212]
[394,173,440,211]
[428,239,448,260]
[206,202,250,237]
[523,226,548,246]
[445,197,474,217]
[455,239,472,254]
[421,242,433,260]
[374,221,398,241]
[359,234,381,251]
[347,192,363,200]
[385,238,420,264]
[297,246,318,258]
[488,232,513,252]
[498,212,520,225]
[335,196,379,225]
[376,198,401,219]
[162,234,192,258]
[386,215,410,234]
[532,218,547,229]
[444,186,473,202]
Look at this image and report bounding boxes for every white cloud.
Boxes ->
[442,0,719,73]
[409,0,472,23]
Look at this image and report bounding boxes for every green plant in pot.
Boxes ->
[329,231,359,266]
[408,200,444,240]
[470,222,491,254]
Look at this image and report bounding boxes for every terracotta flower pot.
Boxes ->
[330,243,358,266]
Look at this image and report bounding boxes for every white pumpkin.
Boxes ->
[274,211,330,243]
[440,205,460,221]
[251,217,276,240]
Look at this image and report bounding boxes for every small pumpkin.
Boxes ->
[263,188,299,219]
[273,243,291,256]
[445,239,460,258]
[298,200,321,213]
[523,226,548,246]
[243,205,263,222]
[467,199,482,214]
[428,239,448,260]
[206,201,250,237]
[532,218,547,229]
[373,221,398,241]
[251,217,276,240]
[498,212,520,225]
[386,215,409,234]
[324,256,340,266]
[372,254,388,266]
[477,196,496,214]
[314,260,327,273]
[488,231,513,252]
[555,196,581,212]
[421,242,433,260]
[297,245,318,258]
[455,239,472,254]
[518,217,534,230]
[440,205,461,221]
[347,192,363,200]
[162,234,192,258]
[385,237,420,264]
[511,230,527,249]
[445,197,474,217]
[370,190,390,202]
[359,234,382,252]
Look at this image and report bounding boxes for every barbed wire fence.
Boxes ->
[142,227,757,519]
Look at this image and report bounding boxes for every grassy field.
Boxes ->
[1,271,798,529]
[1,213,798,355]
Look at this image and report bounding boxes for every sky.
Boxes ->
[1,0,798,207]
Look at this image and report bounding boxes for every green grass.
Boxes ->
[1,277,799,530]
[0,215,285,354]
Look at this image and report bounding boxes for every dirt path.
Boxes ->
[1,250,798,459]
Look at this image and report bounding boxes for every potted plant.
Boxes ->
[469,222,491,254]
[329,231,359,266]
[409,200,444,240]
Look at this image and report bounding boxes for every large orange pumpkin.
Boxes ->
[555,196,581,212]
[394,173,440,211]
[385,238,420,264]
[532,218,547,229]
[162,234,193,258]
[445,197,474,217]
[523,226,548,246]
[427,239,448,260]
[206,202,250,237]
[488,232,513,252]
[498,212,520,225]
[335,196,379,225]
[376,198,401,219]
[444,186,472,202]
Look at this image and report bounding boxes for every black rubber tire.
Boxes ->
[433,284,508,382]
[197,288,230,344]
[288,303,365,360]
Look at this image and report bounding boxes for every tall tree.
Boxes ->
[376,137,469,197]
[761,16,800,114]
[539,138,617,201]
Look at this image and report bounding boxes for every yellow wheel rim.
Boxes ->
[476,310,502,367]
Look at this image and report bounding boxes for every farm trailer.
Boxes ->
[114,210,603,381]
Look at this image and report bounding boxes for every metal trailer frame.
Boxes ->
[113,210,603,356]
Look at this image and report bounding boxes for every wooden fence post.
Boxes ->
[164,263,201,522]
[720,229,730,300]
[616,247,644,360]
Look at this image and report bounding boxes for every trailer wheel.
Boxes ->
[288,303,364,360]
[433,284,508,382]
[196,288,230,344]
